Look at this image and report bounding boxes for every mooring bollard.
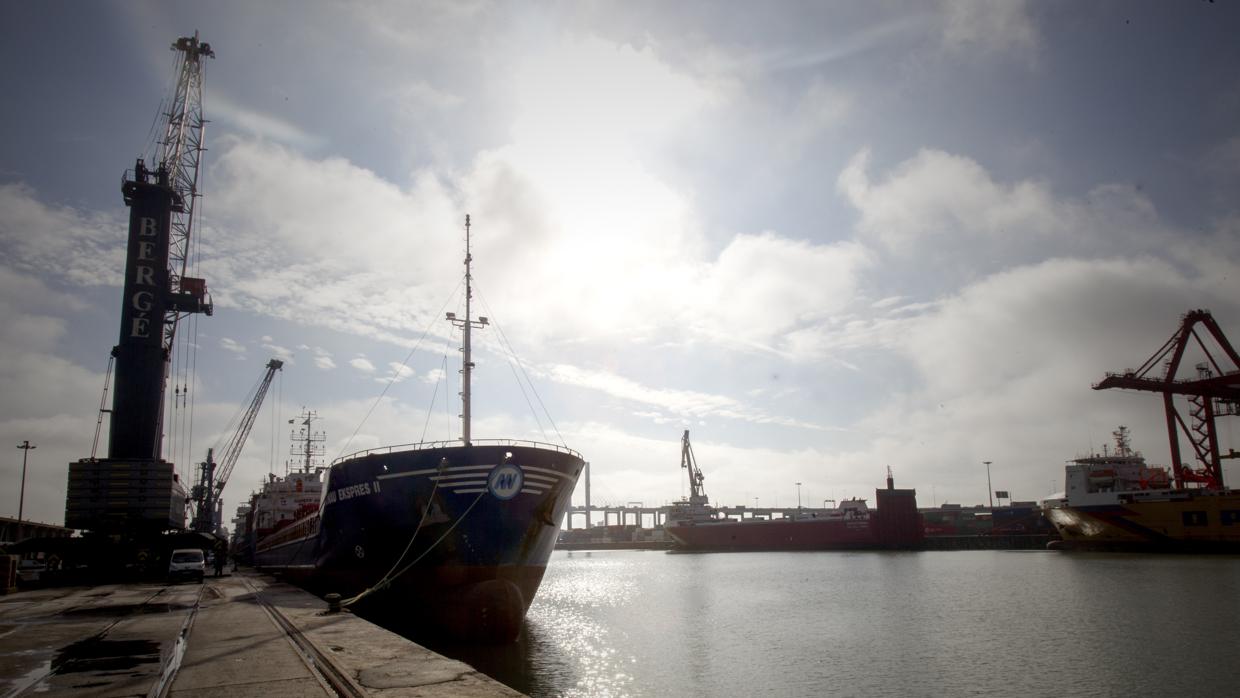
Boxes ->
[325,593,341,614]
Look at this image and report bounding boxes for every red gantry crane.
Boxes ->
[191,359,283,534]
[1093,310,1240,490]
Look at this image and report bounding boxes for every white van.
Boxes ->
[168,548,206,583]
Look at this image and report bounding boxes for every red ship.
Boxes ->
[664,432,923,551]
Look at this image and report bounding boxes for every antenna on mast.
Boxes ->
[447,214,488,446]
[288,409,325,474]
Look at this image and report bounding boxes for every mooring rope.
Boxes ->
[342,486,489,608]
[351,458,446,597]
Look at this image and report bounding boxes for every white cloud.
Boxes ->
[940,0,1038,59]
[314,355,337,370]
[0,184,125,288]
[384,362,415,384]
[189,33,864,361]
[838,147,1061,254]
[350,357,376,373]
[548,363,826,431]
[422,367,446,385]
[692,233,872,350]
[260,341,294,363]
[836,148,1171,283]
[210,92,322,149]
[0,270,111,523]
[219,337,246,354]
[395,80,465,113]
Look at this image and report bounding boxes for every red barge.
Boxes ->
[663,432,924,552]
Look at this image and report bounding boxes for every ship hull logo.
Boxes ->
[488,463,524,500]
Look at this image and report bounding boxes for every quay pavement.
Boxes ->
[0,569,522,697]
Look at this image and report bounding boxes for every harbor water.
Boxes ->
[417,549,1240,697]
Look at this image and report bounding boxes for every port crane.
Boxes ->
[681,430,708,506]
[191,359,283,534]
[160,33,216,349]
[67,33,217,534]
[1093,309,1240,489]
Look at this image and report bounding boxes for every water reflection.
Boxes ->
[386,550,1240,697]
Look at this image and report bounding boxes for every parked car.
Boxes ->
[17,555,47,585]
[168,548,206,583]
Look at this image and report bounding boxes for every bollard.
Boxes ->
[325,592,341,614]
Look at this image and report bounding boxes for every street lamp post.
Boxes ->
[17,440,36,526]
[984,461,993,509]
[796,482,802,509]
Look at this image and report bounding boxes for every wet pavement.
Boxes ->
[0,570,521,697]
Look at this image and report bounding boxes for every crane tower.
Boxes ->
[67,34,216,532]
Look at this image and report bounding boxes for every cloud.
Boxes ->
[384,362,415,384]
[191,39,862,360]
[547,363,827,431]
[0,270,111,523]
[0,184,125,288]
[691,233,872,350]
[219,337,246,354]
[394,80,465,113]
[836,148,1171,289]
[422,367,446,385]
[210,93,322,149]
[314,355,336,370]
[940,0,1038,59]
[260,341,294,363]
[350,357,376,373]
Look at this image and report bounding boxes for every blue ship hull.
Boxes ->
[254,441,584,642]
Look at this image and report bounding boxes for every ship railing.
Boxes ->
[332,438,583,465]
[256,515,320,552]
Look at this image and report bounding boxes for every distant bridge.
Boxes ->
[0,516,74,545]
[564,504,832,529]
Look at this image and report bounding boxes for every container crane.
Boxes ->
[1093,309,1240,489]
[191,359,283,534]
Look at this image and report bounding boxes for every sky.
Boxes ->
[2,0,1240,530]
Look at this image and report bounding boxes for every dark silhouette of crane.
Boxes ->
[1093,310,1240,489]
[681,430,708,506]
[191,359,283,533]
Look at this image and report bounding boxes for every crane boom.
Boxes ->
[159,33,215,356]
[192,359,283,533]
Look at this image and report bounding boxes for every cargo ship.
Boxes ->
[664,432,923,551]
[248,217,585,642]
[1040,311,1240,553]
[1041,427,1240,552]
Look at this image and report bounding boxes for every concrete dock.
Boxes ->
[0,570,522,697]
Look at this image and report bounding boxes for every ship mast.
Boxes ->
[447,215,488,446]
[288,409,325,475]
